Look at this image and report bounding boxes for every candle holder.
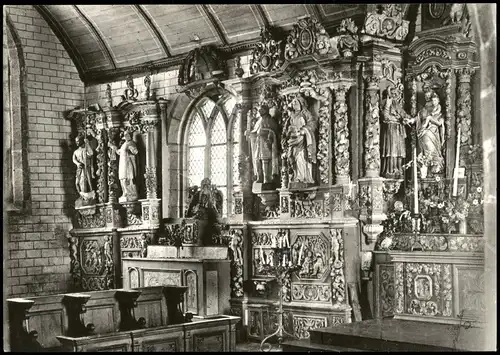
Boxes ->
[411,214,421,234]
[258,245,301,352]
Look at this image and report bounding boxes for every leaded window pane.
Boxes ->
[188,146,205,187]
[232,115,240,186]
[188,113,206,146]
[210,144,227,187]
[211,112,227,144]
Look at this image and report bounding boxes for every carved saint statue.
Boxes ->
[73,135,96,204]
[247,103,279,185]
[381,86,409,178]
[406,90,445,174]
[286,95,318,186]
[111,131,139,202]
[230,231,243,265]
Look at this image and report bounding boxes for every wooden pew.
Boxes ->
[8,286,240,352]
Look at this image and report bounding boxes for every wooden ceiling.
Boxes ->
[34,4,367,84]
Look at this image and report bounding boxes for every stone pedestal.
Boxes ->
[140,199,161,228]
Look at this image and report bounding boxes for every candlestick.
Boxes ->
[413,145,419,214]
[284,233,289,248]
[271,235,277,248]
[452,126,461,197]
[298,242,304,265]
[269,253,273,267]
[260,246,264,263]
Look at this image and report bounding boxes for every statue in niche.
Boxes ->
[381,86,409,178]
[286,94,318,187]
[73,134,96,206]
[110,131,139,202]
[406,88,445,174]
[247,103,279,186]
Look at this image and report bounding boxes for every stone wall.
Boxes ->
[4,5,84,297]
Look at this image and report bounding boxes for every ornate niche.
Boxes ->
[279,69,334,189]
[407,33,479,179]
[177,45,228,99]
[421,4,472,39]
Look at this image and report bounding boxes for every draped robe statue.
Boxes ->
[286,95,318,186]
[414,92,445,173]
[248,103,279,185]
[112,131,139,202]
[72,135,96,204]
[381,86,408,178]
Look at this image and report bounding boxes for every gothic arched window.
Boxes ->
[184,94,237,217]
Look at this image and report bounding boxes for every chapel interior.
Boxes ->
[3,4,497,352]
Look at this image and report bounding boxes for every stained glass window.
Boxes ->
[210,113,227,216]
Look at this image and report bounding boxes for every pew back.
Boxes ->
[82,289,120,334]
[133,286,168,328]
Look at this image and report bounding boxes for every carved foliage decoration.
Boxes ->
[107,127,121,202]
[362,4,409,41]
[455,67,474,165]
[103,235,114,289]
[364,76,381,174]
[394,262,404,314]
[337,18,359,57]
[95,128,107,203]
[378,264,395,317]
[284,17,332,60]
[317,88,333,185]
[330,229,346,307]
[292,283,331,303]
[250,27,285,74]
[405,263,453,317]
[77,206,106,229]
[144,167,157,199]
[333,86,350,179]
[416,47,451,65]
[293,315,327,339]
[229,229,244,298]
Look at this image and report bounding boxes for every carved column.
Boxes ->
[333,85,352,185]
[363,76,381,178]
[95,112,108,204]
[456,67,475,167]
[103,105,122,228]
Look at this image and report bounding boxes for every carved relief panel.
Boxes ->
[78,235,114,291]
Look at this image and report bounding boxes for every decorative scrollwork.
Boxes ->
[144,167,157,199]
[394,263,404,314]
[317,88,333,184]
[415,47,451,64]
[250,26,285,74]
[291,284,331,303]
[379,265,395,317]
[68,235,82,290]
[77,207,106,229]
[362,5,409,41]
[284,17,333,60]
[293,315,327,339]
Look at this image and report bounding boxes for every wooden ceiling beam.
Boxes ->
[309,4,324,22]
[33,5,87,81]
[134,5,171,58]
[72,5,117,70]
[250,5,270,28]
[197,5,229,47]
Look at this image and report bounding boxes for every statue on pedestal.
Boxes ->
[406,90,445,174]
[381,86,408,178]
[247,103,279,186]
[286,95,318,187]
[111,131,139,202]
[73,135,96,206]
